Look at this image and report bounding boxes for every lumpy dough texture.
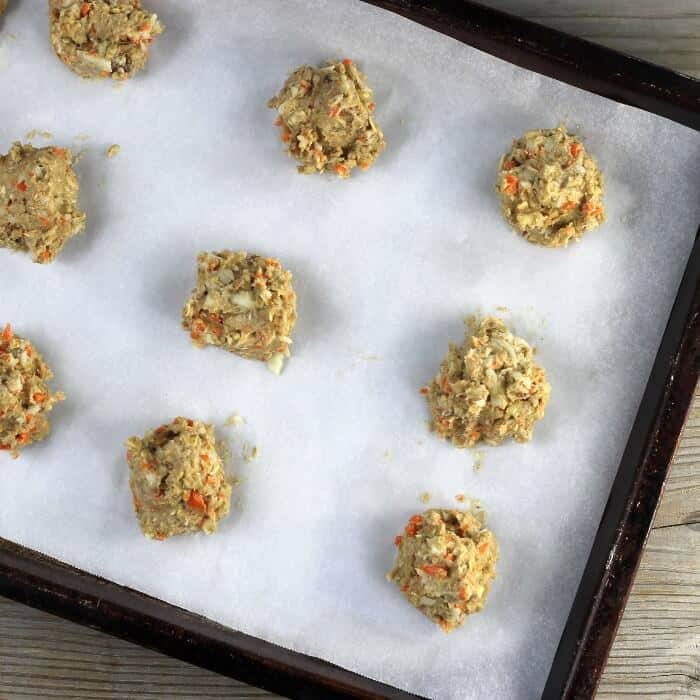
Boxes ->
[182,251,297,374]
[0,324,65,458]
[49,0,163,80]
[496,126,605,247]
[126,417,232,540]
[0,142,86,263]
[388,509,499,632]
[267,59,385,177]
[425,317,550,447]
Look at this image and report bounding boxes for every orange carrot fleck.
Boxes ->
[16,432,30,445]
[342,58,353,66]
[33,392,48,403]
[187,490,207,512]
[142,460,155,471]
[562,200,577,210]
[405,514,423,537]
[274,116,283,127]
[504,174,518,195]
[80,2,91,17]
[421,565,448,578]
[394,535,403,546]
[52,147,68,159]
[459,586,468,601]
[401,583,409,592]
[468,429,481,443]
[38,250,51,263]
[478,541,489,554]
[502,159,518,170]
[328,106,341,119]
[200,453,210,464]
[569,142,582,158]
[1,324,12,344]
[419,386,429,395]
[439,619,452,633]
[455,494,466,503]
[16,181,28,192]
[367,102,375,111]
[334,163,348,177]
[281,130,291,143]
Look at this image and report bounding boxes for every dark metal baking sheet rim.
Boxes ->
[1,2,699,699]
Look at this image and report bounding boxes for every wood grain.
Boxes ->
[597,388,700,700]
[0,2,698,699]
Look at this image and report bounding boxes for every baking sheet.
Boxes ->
[0,1,699,698]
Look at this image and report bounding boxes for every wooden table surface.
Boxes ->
[1,2,699,698]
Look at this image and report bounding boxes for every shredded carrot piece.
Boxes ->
[328,106,341,119]
[459,586,469,601]
[52,147,68,159]
[1,324,12,344]
[33,392,48,403]
[274,116,283,127]
[562,200,577,211]
[358,161,370,170]
[186,419,194,427]
[25,344,32,357]
[38,250,51,263]
[405,514,423,537]
[153,532,167,541]
[200,453,210,464]
[16,432,30,445]
[16,181,28,192]
[478,541,489,554]
[99,70,111,78]
[281,130,291,143]
[367,102,375,111]
[421,564,448,578]
[0,444,10,450]
[80,2,91,17]
[502,159,518,170]
[401,583,409,592]
[581,201,603,217]
[468,429,481,443]
[334,163,348,177]
[394,535,403,546]
[38,216,52,228]
[142,460,155,471]
[569,142,582,158]
[419,386,429,395]
[439,619,452,633]
[455,494,466,503]
[186,490,207,512]
[342,58,353,66]
[504,174,518,195]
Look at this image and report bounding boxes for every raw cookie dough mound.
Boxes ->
[0,142,86,263]
[388,509,499,632]
[0,324,65,458]
[49,0,163,80]
[496,126,605,248]
[182,251,297,374]
[126,417,232,540]
[425,317,550,447]
[267,59,385,177]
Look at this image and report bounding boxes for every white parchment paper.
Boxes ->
[1,1,699,698]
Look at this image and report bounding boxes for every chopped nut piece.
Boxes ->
[388,509,499,631]
[496,125,605,247]
[49,0,164,81]
[0,142,86,263]
[425,317,550,447]
[182,251,297,372]
[0,324,65,458]
[268,59,385,177]
[126,417,232,539]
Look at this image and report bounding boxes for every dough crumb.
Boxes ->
[268,58,385,177]
[243,444,260,462]
[0,142,86,263]
[182,251,297,371]
[25,130,54,141]
[425,317,550,447]
[419,491,431,504]
[473,451,484,471]
[106,144,120,159]
[49,0,164,81]
[496,125,605,247]
[455,493,466,503]
[0,324,65,458]
[126,417,232,540]
[388,509,499,631]
[224,413,245,427]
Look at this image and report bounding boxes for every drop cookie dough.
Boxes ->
[424,317,550,447]
[267,59,385,177]
[496,126,605,247]
[49,0,163,80]
[0,324,65,458]
[388,509,499,632]
[127,417,232,540]
[0,142,86,263]
[182,251,297,375]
